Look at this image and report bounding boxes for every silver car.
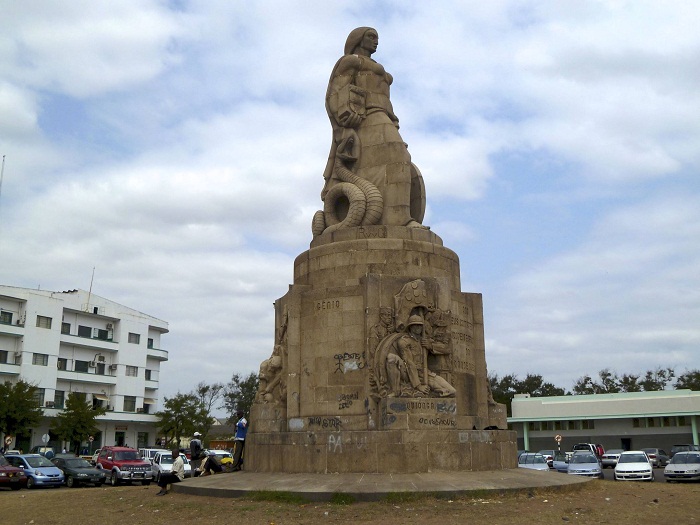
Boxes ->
[517,453,550,471]
[664,451,700,482]
[567,451,604,478]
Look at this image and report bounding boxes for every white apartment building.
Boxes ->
[0,285,168,453]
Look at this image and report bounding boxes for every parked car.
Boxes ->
[567,451,604,479]
[95,446,153,486]
[601,448,625,468]
[614,451,654,482]
[5,454,65,488]
[139,448,169,465]
[52,456,106,487]
[537,449,556,468]
[0,453,27,490]
[552,450,569,473]
[151,451,192,482]
[29,446,56,459]
[572,443,604,458]
[90,449,102,465]
[641,448,670,467]
[663,451,700,482]
[517,453,550,471]
[670,444,700,458]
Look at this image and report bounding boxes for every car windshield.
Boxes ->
[65,458,92,468]
[0,455,8,466]
[570,454,597,464]
[670,453,700,464]
[114,451,139,460]
[618,453,648,463]
[553,452,568,461]
[160,455,174,464]
[26,456,55,467]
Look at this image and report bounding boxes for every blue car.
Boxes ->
[5,454,65,489]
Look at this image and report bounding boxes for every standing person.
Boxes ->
[231,411,247,471]
[155,447,184,496]
[189,431,203,477]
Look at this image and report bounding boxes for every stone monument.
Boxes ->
[246,27,517,473]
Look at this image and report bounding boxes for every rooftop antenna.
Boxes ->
[85,266,95,312]
[0,155,5,229]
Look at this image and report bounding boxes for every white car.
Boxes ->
[151,451,192,482]
[614,451,654,481]
[601,448,624,468]
[517,453,550,471]
[664,451,700,482]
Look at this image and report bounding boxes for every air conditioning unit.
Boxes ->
[88,361,96,368]
[106,323,113,330]
[97,355,106,362]
[136,408,145,413]
[108,364,118,370]
[45,401,55,408]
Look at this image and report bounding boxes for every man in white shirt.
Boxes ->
[155,447,185,496]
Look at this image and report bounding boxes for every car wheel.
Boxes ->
[26,477,35,489]
[111,472,120,486]
[66,476,75,488]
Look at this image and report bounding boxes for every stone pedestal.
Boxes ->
[246,226,516,473]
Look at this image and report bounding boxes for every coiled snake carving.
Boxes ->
[312,137,383,237]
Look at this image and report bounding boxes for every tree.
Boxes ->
[52,393,106,454]
[222,372,259,423]
[488,373,565,416]
[675,369,700,391]
[0,380,44,439]
[196,381,224,414]
[155,393,209,447]
[639,367,675,391]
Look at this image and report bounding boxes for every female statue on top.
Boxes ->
[312,27,427,236]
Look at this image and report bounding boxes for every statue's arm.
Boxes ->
[327,55,363,128]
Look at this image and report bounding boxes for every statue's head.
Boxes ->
[344,27,378,55]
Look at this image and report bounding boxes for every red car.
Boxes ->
[0,453,27,490]
[95,446,153,486]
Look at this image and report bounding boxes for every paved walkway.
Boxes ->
[173,469,589,502]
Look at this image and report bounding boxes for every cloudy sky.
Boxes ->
[2,1,698,411]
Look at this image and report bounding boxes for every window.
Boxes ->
[32,353,49,366]
[0,311,12,324]
[128,333,141,344]
[36,315,52,329]
[632,418,641,428]
[54,390,65,409]
[123,396,136,412]
[678,416,687,426]
[61,322,70,334]
[95,329,109,341]
[57,358,68,370]
[75,360,90,373]
[77,325,91,338]
[137,432,149,448]
[581,420,595,430]
[541,421,554,431]
[147,338,154,349]
[568,420,581,430]
[33,388,45,406]
[95,362,106,375]
[0,350,7,364]
[145,369,152,381]
[126,365,138,377]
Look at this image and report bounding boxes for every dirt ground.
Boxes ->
[2,479,699,525]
